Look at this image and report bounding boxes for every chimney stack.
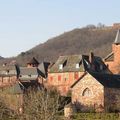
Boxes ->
[89,52,94,63]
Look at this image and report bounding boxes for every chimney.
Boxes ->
[89,52,94,63]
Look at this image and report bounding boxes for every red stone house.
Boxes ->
[104,29,120,74]
[71,70,120,112]
[0,65,19,87]
[48,54,109,96]
[48,55,86,95]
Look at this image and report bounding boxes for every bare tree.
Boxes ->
[22,88,61,120]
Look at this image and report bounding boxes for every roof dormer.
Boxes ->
[59,60,67,70]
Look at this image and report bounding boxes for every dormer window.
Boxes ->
[59,64,63,70]
[59,60,67,70]
[76,63,80,69]
[5,70,9,75]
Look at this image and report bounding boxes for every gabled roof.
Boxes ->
[104,52,114,61]
[0,65,18,76]
[19,67,38,81]
[38,62,50,78]
[114,29,120,44]
[27,57,39,64]
[49,55,86,73]
[90,72,120,88]
[19,67,38,75]
[71,71,120,89]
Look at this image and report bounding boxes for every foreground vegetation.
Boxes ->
[0,88,119,120]
[73,113,120,120]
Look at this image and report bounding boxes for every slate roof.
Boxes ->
[38,62,50,78]
[114,29,120,44]
[0,65,17,76]
[19,67,38,81]
[27,57,39,64]
[90,72,120,88]
[49,55,86,73]
[83,55,110,73]
[71,71,120,89]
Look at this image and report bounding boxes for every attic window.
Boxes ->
[5,70,9,75]
[59,64,63,70]
[76,63,80,69]
[82,88,92,97]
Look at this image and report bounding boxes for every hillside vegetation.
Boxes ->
[0,27,118,65]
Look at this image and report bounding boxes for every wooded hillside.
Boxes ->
[0,27,118,65]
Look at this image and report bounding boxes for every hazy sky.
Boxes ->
[0,0,120,57]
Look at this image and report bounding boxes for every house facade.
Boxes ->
[0,65,19,87]
[48,53,109,96]
[71,71,120,112]
[48,55,87,95]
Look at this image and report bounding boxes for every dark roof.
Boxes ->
[27,57,39,64]
[49,55,86,73]
[104,52,114,61]
[71,71,120,88]
[20,67,38,75]
[83,55,111,74]
[0,65,17,76]
[114,29,120,44]
[38,62,50,78]
[19,67,38,81]
[90,72,120,88]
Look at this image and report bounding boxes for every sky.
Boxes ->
[0,0,120,57]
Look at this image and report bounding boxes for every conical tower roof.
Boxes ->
[114,29,120,44]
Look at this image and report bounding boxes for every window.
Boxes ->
[74,72,79,80]
[82,88,92,97]
[59,64,63,70]
[58,75,61,81]
[50,76,53,81]
[76,63,80,69]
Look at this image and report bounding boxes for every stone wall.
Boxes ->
[0,76,17,87]
[72,73,104,111]
[104,88,120,112]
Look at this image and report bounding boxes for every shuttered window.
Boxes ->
[58,75,61,81]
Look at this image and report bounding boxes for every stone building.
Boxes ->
[48,54,109,96]
[0,64,19,87]
[105,29,120,74]
[71,70,120,112]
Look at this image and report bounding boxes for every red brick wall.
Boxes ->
[0,76,17,87]
[48,72,84,96]
[105,44,120,74]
